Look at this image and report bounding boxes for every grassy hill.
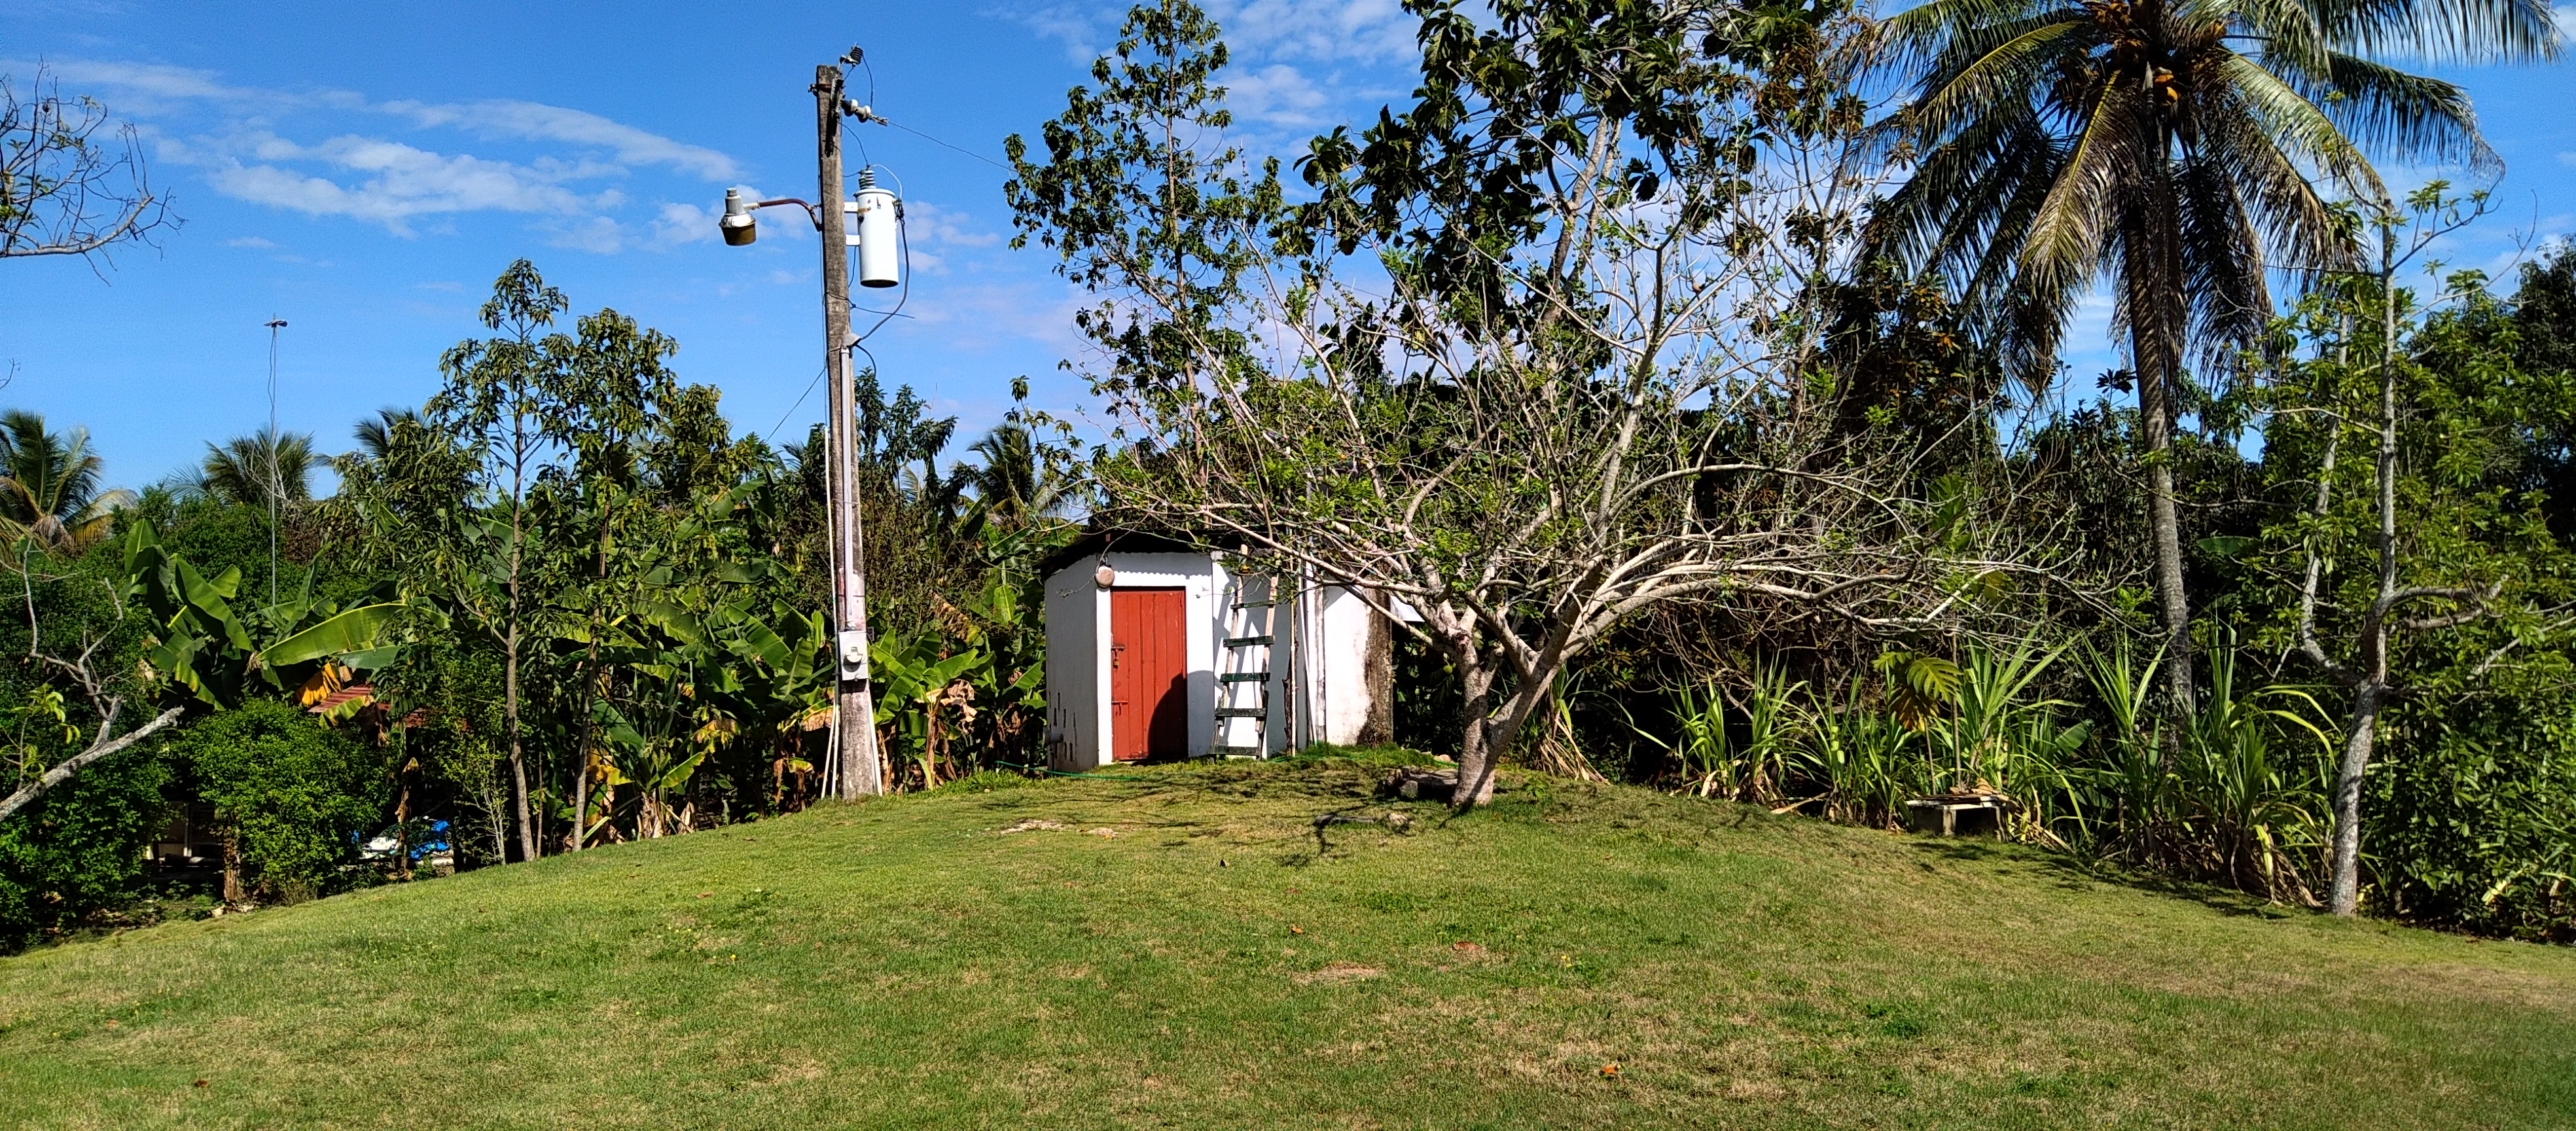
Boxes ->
[4,756,2572,1129]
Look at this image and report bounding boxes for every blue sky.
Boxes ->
[1,1,2570,493]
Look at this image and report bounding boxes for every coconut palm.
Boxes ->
[1869,0,2556,713]
[965,423,1073,527]
[200,427,317,510]
[0,409,132,554]
[351,406,422,461]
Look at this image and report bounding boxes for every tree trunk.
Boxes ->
[1358,594,1395,746]
[503,414,538,863]
[2327,684,2383,916]
[2329,221,2406,920]
[222,831,243,904]
[2128,141,2198,727]
[1452,648,1498,808]
[2133,278,2197,727]
[393,768,412,882]
[1451,648,1556,810]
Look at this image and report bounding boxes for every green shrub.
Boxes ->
[2372,692,2576,941]
[181,701,387,902]
[0,743,171,949]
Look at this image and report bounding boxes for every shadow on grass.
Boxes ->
[1901,835,2311,922]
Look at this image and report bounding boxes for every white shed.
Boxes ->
[1041,532,1396,769]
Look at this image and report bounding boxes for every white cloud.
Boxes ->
[903,200,1000,249]
[898,280,1093,355]
[198,133,607,232]
[22,57,740,252]
[224,236,276,248]
[382,99,738,181]
[1012,4,1113,61]
[5,58,266,106]
[544,215,628,255]
[1209,0,1416,65]
[2558,3,2576,43]
[1009,1,1418,67]
[1226,63,1330,127]
[651,201,718,247]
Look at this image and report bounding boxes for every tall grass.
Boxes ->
[1643,635,2338,904]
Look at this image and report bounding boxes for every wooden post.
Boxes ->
[815,64,885,798]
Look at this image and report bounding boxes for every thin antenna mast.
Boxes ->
[264,317,287,610]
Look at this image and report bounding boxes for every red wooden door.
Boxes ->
[1110,587,1189,761]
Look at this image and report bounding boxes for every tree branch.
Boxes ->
[0,705,183,823]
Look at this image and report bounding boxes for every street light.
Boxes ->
[719,188,758,245]
[711,58,903,800]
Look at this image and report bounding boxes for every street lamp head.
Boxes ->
[719,187,757,247]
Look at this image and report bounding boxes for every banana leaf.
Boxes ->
[262,603,404,668]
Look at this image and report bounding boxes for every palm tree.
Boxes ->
[200,427,317,510]
[351,406,422,461]
[0,409,133,554]
[1870,0,2556,715]
[965,423,1071,527]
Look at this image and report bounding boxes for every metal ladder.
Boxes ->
[1211,577,1275,760]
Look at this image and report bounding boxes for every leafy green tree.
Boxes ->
[180,699,385,902]
[965,418,1075,528]
[2499,243,2576,539]
[1870,0,2556,719]
[0,730,166,947]
[0,541,170,949]
[2261,190,2576,916]
[1014,1,2016,804]
[426,259,571,863]
[1005,0,1274,404]
[349,407,423,464]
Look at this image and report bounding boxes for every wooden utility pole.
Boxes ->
[814,63,885,798]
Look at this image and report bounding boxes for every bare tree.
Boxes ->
[1014,3,2060,806]
[1,65,178,266]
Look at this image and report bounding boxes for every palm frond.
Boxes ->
[2306,0,2560,65]
[2018,78,2146,304]
[1880,0,2065,71]
[2289,52,2492,173]
[1903,16,2097,144]
[2175,156,2278,377]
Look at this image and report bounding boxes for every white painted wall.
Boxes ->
[1298,585,1385,747]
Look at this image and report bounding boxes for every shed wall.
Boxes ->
[1043,559,1101,770]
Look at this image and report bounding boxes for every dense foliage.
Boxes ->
[0,260,1071,949]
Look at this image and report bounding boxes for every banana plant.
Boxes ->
[587,696,706,839]
[870,629,988,787]
[123,521,404,709]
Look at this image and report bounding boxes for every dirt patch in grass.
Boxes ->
[1293,961,1384,984]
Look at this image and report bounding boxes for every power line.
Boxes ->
[766,365,829,444]
[875,116,1013,173]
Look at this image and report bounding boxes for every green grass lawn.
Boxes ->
[4,756,2573,1129]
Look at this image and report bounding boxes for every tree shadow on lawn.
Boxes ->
[1901,836,2310,922]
